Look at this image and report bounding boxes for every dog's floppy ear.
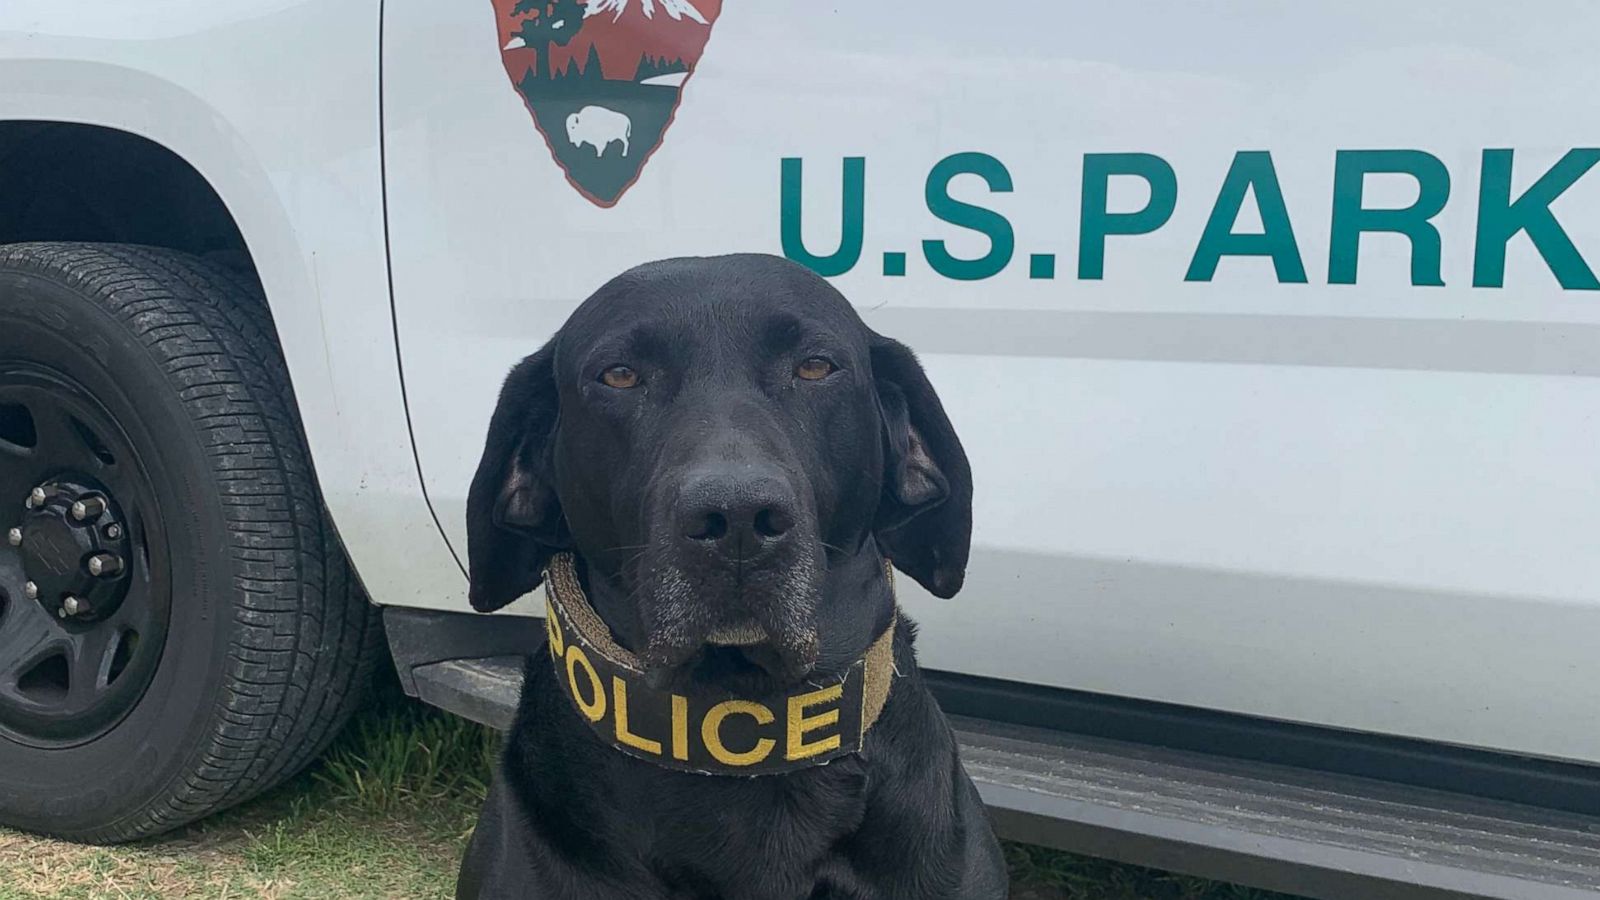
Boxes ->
[466,342,568,612]
[871,335,973,599]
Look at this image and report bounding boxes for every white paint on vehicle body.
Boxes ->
[5,1,1600,764]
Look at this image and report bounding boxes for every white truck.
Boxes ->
[1,3,1598,896]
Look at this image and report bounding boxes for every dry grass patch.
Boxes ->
[0,683,1296,899]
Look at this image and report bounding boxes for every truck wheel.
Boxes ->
[0,243,380,841]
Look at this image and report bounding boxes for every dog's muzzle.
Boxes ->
[542,553,897,776]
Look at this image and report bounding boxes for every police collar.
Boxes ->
[542,552,898,776]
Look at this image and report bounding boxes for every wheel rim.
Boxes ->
[0,362,171,747]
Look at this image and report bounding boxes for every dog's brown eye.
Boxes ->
[795,357,835,381]
[600,366,639,389]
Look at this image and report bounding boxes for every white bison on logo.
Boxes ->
[565,105,632,158]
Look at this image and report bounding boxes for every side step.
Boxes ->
[409,656,1600,900]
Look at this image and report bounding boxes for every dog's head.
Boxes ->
[467,254,970,688]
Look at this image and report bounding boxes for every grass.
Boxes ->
[1003,843,1293,900]
[0,678,1302,899]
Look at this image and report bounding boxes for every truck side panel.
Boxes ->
[380,1,1600,763]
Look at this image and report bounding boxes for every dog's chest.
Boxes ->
[627,762,874,899]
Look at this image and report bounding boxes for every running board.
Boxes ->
[408,656,1600,900]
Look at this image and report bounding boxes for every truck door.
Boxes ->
[381,1,1600,764]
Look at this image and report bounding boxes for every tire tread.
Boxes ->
[0,242,381,842]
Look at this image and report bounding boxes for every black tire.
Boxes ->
[0,242,380,842]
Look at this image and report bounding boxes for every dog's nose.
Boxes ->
[677,472,798,557]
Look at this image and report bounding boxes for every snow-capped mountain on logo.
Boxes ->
[492,0,724,207]
[583,0,708,23]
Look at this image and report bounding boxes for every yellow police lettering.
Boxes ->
[545,603,566,658]
[612,677,663,756]
[565,645,606,722]
[671,694,690,761]
[786,683,844,761]
[702,700,776,766]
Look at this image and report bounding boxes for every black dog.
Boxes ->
[458,254,1007,899]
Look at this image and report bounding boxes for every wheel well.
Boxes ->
[0,122,256,277]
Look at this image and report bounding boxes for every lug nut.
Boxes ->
[27,487,46,508]
[71,496,106,521]
[6,527,19,547]
[87,553,123,577]
[62,596,87,616]
[104,523,123,541]
[23,581,38,600]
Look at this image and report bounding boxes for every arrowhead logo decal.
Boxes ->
[492,0,724,207]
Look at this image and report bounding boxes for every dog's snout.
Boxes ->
[677,472,798,556]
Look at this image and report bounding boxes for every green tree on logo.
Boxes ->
[513,0,586,81]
